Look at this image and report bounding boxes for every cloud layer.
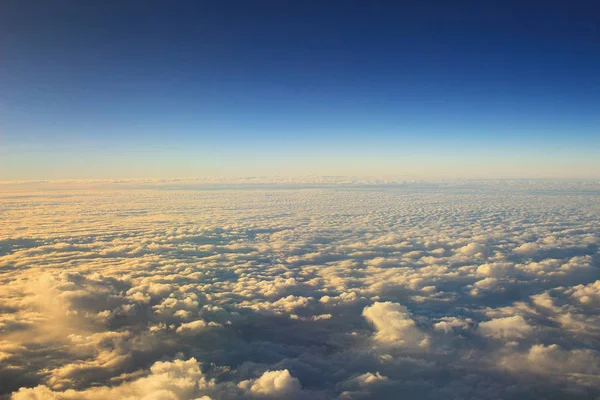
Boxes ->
[1,180,599,399]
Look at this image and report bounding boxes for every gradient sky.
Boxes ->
[1,0,599,180]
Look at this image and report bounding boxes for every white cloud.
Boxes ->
[456,243,486,257]
[353,371,389,386]
[567,280,600,306]
[433,317,472,333]
[476,262,514,278]
[362,302,428,348]
[239,369,302,396]
[502,344,600,388]
[514,243,539,256]
[176,319,221,335]
[1,180,599,399]
[12,358,213,400]
[478,315,534,340]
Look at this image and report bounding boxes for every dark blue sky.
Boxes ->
[1,1,599,179]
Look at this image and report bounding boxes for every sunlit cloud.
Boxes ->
[1,179,599,399]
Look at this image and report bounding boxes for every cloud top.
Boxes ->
[1,180,599,399]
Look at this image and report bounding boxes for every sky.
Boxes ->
[1,0,599,180]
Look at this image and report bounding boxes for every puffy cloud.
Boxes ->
[176,319,221,335]
[567,280,600,306]
[433,317,472,333]
[478,316,534,340]
[1,179,599,399]
[456,243,486,257]
[362,302,428,348]
[502,344,600,389]
[513,243,539,256]
[239,369,302,396]
[11,358,213,400]
[474,277,500,290]
[352,371,389,386]
[476,262,514,278]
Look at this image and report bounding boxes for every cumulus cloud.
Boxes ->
[176,319,220,335]
[362,302,428,348]
[568,280,600,306]
[239,369,302,397]
[478,315,534,340]
[456,242,486,257]
[433,317,472,333]
[1,179,599,399]
[11,358,214,400]
[352,371,389,386]
[501,344,600,389]
[513,242,539,256]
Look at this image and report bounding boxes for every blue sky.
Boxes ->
[1,0,599,179]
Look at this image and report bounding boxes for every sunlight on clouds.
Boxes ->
[0,179,599,399]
